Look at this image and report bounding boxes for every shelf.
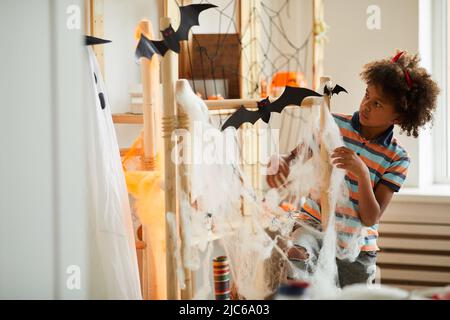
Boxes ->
[112,113,143,124]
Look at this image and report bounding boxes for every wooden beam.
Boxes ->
[90,0,105,77]
[379,223,450,237]
[319,76,332,230]
[178,0,193,79]
[161,16,180,300]
[381,269,450,283]
[378,237,450,252]
[312,0,325,91]
[177,100,193,300]
[112,113,144,124]
[378,252,450,268]
[239,0,261,98]
[164,0,180,24]
[112,96,321,125]
[137,20,159,170]
[89,0,94,34]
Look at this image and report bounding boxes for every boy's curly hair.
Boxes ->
[360,51,440,137]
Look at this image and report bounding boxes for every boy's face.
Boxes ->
[359,84,399,128]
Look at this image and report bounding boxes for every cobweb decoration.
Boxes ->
[173,80,362,300]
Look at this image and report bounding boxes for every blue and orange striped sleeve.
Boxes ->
[266,144,303,189]
[379,155,410,192]
[266,154,290,189]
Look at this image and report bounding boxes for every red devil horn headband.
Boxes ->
[392,51,413,89]
[392,51,404,63]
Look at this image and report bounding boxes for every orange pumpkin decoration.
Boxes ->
[270,72,307,97]
[207,94,224,100]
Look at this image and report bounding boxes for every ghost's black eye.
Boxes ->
[98,92,105,110]
[94,73,97,84]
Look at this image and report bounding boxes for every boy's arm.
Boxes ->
[331,146,390,226]
[266,154,290,189]
[357,169,394,226]
[332,146,410,226]
[266,145,303,189]
[374,183,396,216]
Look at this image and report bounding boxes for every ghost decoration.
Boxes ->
[84,38,142,299]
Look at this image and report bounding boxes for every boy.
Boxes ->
[267,51,440,287]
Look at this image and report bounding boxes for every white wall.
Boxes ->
[0,0,90,298]
[323,0,420,187]
[103,0,163,148]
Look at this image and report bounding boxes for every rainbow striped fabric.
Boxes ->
[268,112,410,252]
[213,256,231,300]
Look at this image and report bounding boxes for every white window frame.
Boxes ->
[432,0,449,184]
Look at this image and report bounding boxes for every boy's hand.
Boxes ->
[331,146,370,180]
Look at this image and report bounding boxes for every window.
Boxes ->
[432,0,449,183]
[447,0,450,180]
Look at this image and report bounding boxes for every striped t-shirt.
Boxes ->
[267,112,410,252]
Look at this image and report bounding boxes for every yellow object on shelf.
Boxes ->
[122,134,167,300]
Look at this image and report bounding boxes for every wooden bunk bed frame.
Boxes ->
[158,5,332,297]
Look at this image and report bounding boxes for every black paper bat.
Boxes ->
[135,3,217,60]
[324,84,348,96]
[84,35,111,46]
[135,33,169,61]
[221,87,323,131]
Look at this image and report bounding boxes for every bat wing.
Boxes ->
[221,106,262,131]
[85,35,111,46]
[268,86,323,113]
[163,34,181,53]
[176,4,217,41]
[135,34,168,60]
[151,39,169,56]
[332,84,348,95]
